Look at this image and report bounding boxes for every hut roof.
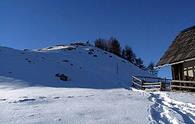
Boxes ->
[157,26,195,67]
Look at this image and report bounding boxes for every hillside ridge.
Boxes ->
[0,43,150,89]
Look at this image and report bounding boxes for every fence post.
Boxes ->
[163,77,166,91]
[160,82,163,91]
[141,81,145,90]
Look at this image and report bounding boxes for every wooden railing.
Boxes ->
[132,76,195,91]
[132,76,171,91]
[171,80,195,90]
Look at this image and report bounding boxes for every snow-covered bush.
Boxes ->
[55,73,69,81]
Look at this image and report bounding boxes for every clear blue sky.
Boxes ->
[0,0,195,78]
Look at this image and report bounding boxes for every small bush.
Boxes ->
[88,49,94,52]
[93,55,98,57]
[62,60,69,63]
[47,47,53,49]
[88,51,93,55]
[67,47,75,50]
[25,58,32,63]
[55,73,69,81]
[23,49,29,51]
[121,60,126,63]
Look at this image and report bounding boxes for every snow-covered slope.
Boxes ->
[0,44,150,89]
[0,44,194,124]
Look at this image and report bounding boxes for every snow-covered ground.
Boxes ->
[0,44,194,124]
[0,87,151,124]
[0,86,194,124]
[148,91,195,124]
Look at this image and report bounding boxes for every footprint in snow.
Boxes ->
[53,97,60,99]
[20,96,28,98]
[67,96,74,98]
[0,98,6,101]
[18,98,36,103]
[39,96,47,99]
[85,95,94,97]
[13,98,36,103]
[55,118,62,121]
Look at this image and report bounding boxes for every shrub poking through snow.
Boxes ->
[87,48,95,55]
[121,60,126,63]
[67,47,76,51]
[23,49,29,51]
[55,73,69,81]
[62,60,69,63]
[88,51,93,55]
[93,55,98,57]
[88,49,94,52]
[25,58,32,63]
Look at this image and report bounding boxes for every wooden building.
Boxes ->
[157,26,195,91]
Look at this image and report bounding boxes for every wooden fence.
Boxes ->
[132,76,171,91]
[132,76,195,91]
[171,80,195,91]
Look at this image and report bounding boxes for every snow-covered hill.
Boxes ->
[0,43,150,89]
[0,44,194,124]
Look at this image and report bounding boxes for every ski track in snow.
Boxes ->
[148,92,195,124]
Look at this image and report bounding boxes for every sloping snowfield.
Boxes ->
[0,86,194,124]
[0,44,149,89]
[0,44,194,124]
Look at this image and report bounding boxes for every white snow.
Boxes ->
[0,44,150,88]
[0,44,194,124]
[0,87,152,124]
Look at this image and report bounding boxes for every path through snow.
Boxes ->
[148,92,195,124]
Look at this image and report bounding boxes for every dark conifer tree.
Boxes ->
[110,37,121,56]
[135,58,145,69]
[95,38,106,50]
[124,45,136,63]
[147,62,158,76]
[121,49,126,59]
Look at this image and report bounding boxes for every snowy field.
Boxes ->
[0,44,194,124]
[0,86,194,124]
[0,87,150,124]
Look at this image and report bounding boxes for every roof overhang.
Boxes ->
[155,57,195,69]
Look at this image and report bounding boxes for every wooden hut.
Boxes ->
[157,26,195,91]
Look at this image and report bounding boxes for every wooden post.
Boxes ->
[132,77,134,87]
[160,82,162,91]
[141,81,145,90]
[116,63,119,74]
[163,77,166,91]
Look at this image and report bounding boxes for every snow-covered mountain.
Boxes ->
[0,43,150,89]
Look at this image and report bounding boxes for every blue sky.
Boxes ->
[0,0,195,78]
